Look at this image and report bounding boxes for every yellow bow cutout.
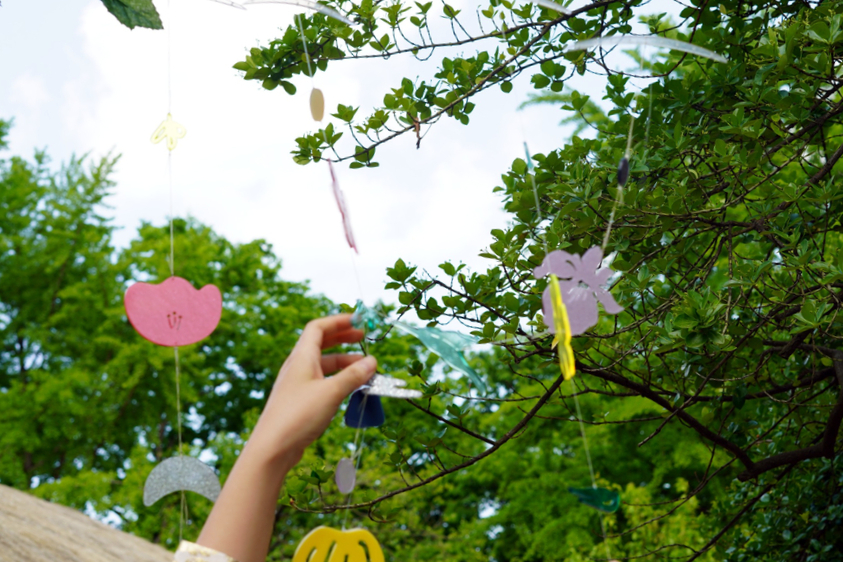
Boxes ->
[549,274,576,380]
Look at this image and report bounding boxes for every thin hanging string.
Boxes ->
[297,13,364,299]
[169,152,175,277]
[600,114,634,251]
[296,12,372,529]
[341,395,369,530]
[524,139,611,559]
[165,0,185,542]
[167,0,175,278]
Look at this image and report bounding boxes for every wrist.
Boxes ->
[241,426,302,478]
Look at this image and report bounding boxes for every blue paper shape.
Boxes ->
[344,390,385,428]
[393,322,486,394]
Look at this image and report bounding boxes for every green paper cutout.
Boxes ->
[568,487,621,513]
[393,322,486,394]
[351,300,385,335]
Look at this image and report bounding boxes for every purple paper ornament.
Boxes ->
[534,246,623,335]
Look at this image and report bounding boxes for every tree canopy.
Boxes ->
[231,0,843,559]
[3,0,843,560]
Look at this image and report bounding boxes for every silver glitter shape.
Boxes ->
[143,456,221,506]
[335,457,356,494]
[362,374,422,399]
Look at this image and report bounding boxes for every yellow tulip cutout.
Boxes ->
[548,274,576,380]
[293,526,384,562]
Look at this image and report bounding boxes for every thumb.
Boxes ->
[330,355,377,400]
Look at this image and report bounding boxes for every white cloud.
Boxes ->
[1,0,679,306]
[9,74,50,109]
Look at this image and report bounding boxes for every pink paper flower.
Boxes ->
[534,246,623,336]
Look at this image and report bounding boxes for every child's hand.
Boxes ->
[247,314,377,469]
[198,314,376,562]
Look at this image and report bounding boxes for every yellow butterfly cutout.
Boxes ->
[293,526,384,562]
[549,274,576,380]
[150,114,187,151]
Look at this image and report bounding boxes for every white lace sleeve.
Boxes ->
[174,541,238,562]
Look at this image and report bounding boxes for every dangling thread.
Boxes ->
[295,12,371,530]
[165,0,185,541]
[601,114,634,251]
[524,141,612,559]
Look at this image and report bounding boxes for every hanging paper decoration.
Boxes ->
[534,0,571,14]
[345,390,385,428]
[548,274,576,380]
[326,160,358,253]
[150,113,187,151]
[240,0,354,25]
[392,322,486,394]
[124,277,223,347]
[617,156,629,186]
[364,374,422,399]
[351,300,384,334]
[293,526,384,562]
[310,88,325,121]
[335,457,357,494]
[563,35,727,64]
[206,0,247,8]
[143,456,221,506]
[568,487,621,513]
[534,247,623,337]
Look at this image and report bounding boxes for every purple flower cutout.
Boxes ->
[533,246,624,336]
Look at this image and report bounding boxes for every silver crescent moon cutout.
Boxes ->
[240,0,354,25]
[563,35,728,64]
[143,456,222,506]
[207,0,247,9]
[533,0,572,15]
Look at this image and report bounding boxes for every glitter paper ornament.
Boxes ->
[143,456,221,506]
[563,35,727,64]
[364,374,422,399]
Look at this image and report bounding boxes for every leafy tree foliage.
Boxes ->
[0,120,328,547]
[233,0,843,559]
[100,0,162,30]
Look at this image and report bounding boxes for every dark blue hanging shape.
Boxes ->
[344,389,385,428]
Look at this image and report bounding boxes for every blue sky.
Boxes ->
[0,0,658,306]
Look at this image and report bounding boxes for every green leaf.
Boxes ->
[100,0,162,29]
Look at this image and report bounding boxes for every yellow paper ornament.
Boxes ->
[310,88,325,122]
[293,526,384,562]
[549,274,576,380]
[151,113,187,151]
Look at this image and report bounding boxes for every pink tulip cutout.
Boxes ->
[124,277,223,347]
[534,246,624,336]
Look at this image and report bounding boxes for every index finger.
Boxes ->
[298,314,356,351]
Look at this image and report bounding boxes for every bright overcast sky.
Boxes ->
[0,0,664,306]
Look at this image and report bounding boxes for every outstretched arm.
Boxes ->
[195,314,377,562]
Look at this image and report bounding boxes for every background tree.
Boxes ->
[0,118,331,547]
[231,0,843,560]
